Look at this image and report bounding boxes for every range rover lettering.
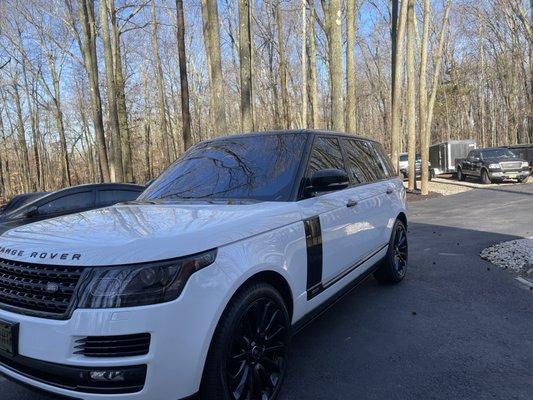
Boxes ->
[0,130,407,400]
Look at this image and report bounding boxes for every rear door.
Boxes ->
[297,136,388,300]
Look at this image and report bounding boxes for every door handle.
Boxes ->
[346,199,358,208]
[386,188,394,195]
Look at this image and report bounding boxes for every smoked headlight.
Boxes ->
[77,249,217,308]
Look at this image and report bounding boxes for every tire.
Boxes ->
[374,219,408,284]
[480,169,492,184]
[201,282,291,400]
[457,167,465,181]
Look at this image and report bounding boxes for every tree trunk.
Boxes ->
[201,0,228,135]
[346,0,357,133]
[406,0,416,191]
[275,1,290,129]
[239,0,254,132]
[390,0,409,173]
[308,0,319,128]
[419,0,430,196]
[109,0,133,181]
[175,0,193,151]
[323,0,345,132]
[100,0,123,182]
[151,0,171,165]
[300,0,308,128]
[78,0,111,182]
[13,80,32,192]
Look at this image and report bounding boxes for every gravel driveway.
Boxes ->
[2,184,533,400]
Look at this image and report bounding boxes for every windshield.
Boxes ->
[480,149,517,159]
[140,133,308,202]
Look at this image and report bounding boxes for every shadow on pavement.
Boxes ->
[282,222,532,400]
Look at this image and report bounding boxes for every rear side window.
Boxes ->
[306,136,345,176]
[98,190,140,207]
[342,139,386,182]
[370,142,393,178]
[37,191,95,215]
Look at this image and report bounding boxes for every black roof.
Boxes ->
[207,129,380,145]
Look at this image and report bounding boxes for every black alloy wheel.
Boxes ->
[201,282,290,400]
[392,223,408,279]
[226,298,289,400]
[374,219,408,284]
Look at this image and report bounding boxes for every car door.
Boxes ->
[297,135,381,299]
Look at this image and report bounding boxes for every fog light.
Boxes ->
[90,370,126,382]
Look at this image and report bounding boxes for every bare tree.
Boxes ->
[175,0,192,150]
[308,0,319,128]
[406,0,416,191]
[151,0,171,165]
[322,0,345,132]
[100,0,123,181]
[238,0,254,132]
[201,0,228,135]
[390,0,409,173]
[346,0,357,133]
[275,0,290,129]
[77,0,110,182]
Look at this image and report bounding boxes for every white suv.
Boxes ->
[0,130,407,400]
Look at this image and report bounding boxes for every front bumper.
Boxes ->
[488,169,529,180]
[0,263,230,400]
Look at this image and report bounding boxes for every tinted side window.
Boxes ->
[307,136,345,176]
[370,142,392,178]
[98,190,140,207]
[38,191,94,215]
[342,139,385,182]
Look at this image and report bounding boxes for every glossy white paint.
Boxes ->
[0,177,406,400]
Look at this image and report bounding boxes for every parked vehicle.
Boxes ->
[429,140,477,175]
[398,153,434,180]
[0,130,407,400]
[455,148,530,184]
[0,192,48,214]
[507,144,533,173]
[0,183,144,235]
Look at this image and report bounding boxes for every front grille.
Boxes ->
[74,333,151,358]
[500,161,522,170]
[0,258,84,319]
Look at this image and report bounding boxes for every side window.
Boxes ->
[98,190,140,207]
[369,142,392,178]
[342,139,385,182]
[306,136,345,176]
[37,191,94,215]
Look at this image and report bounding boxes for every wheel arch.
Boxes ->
[397,211,408,228]
[234,270,294,321]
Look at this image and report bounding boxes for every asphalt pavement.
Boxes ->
[2,183,533,399]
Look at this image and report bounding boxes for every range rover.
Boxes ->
[0,130,407,400]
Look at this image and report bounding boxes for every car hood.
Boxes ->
[0,202,302,266]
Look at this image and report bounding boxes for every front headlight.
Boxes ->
[488,163,500,169]
[522,161,529,168]
[77,249,217,308]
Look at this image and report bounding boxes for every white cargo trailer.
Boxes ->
[429,140,477,175]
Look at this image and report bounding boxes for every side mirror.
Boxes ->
[25,205,39,218]
[308,169,349,193]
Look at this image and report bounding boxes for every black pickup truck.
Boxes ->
[455,148,530,184]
